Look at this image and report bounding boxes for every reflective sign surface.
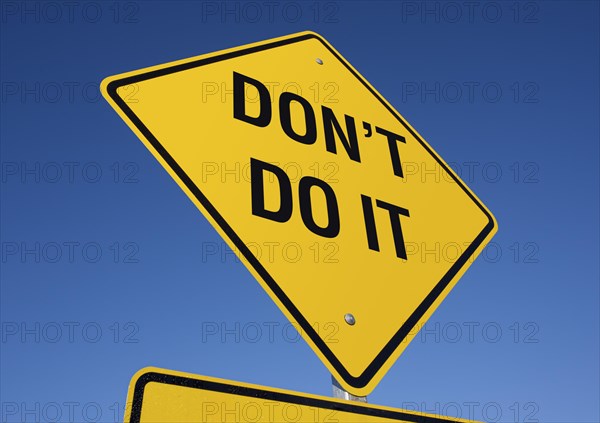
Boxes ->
[102,32,497,395]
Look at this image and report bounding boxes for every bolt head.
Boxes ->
[344,313,356,326]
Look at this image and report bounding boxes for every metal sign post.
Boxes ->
[332,375,368,403]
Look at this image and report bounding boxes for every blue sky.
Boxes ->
[1,1,599,422]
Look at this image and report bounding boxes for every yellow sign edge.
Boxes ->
[124,367,482,423]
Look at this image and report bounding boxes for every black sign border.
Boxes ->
[129,370,471,423]
[106,32,496,390]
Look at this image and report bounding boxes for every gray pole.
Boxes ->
[331,376,368,403]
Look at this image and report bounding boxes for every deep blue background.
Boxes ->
[1,1,598,422]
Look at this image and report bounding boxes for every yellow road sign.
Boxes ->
[125,367,480,423]
[102,31,497,396]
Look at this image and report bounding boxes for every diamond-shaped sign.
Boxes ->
[102,31,497,396]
